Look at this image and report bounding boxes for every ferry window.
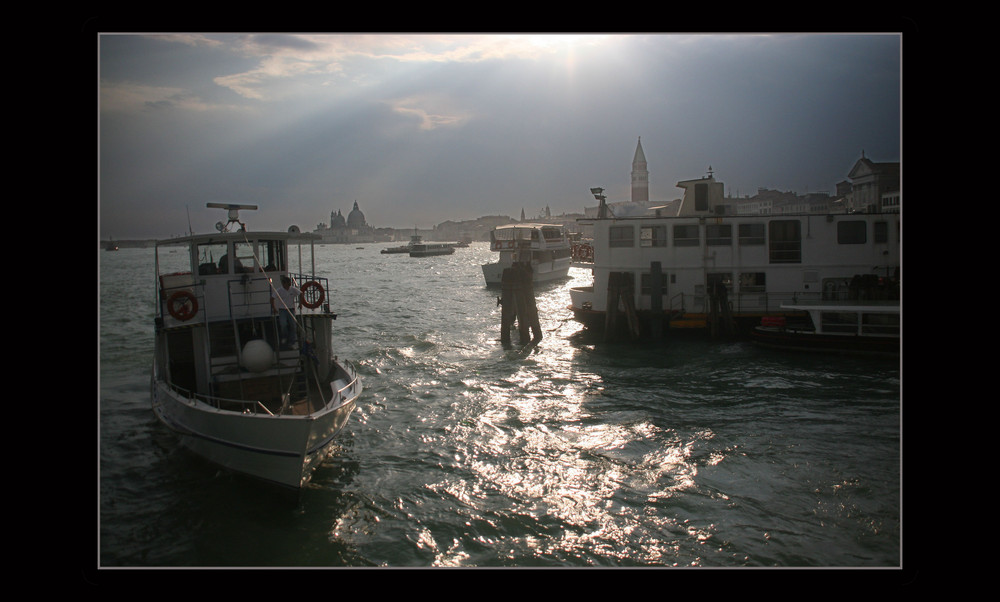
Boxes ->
[739,272,766,292]
[874,221,889,243]
[821,311,858,334]
[197,242,229,275]
[233,241,258,272]
[673,224,699,247]
[838,221,867,244]
[769,220,801,263]
[609,225,634,247]
[706,224,732,246]
[738,223,765,245]
[862,312,899,336]
[640,272,668,296]
[640,225,667,247]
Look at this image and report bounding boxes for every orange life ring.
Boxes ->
[300,281,325,309]
[167,290,198,321]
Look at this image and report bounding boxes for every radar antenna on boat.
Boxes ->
[207,202,258,232]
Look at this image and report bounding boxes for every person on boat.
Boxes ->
[271,276,301,349]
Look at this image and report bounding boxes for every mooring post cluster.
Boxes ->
[500,264,542,349]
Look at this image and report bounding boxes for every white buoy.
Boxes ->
[241,339,276,373]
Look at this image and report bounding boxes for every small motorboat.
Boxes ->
[751,301,900,356]
[151,203,362,488]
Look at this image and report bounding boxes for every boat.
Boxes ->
[750,300,899,355]
[382,232,423,254]
[150,203,362,489]
[481,223,572,286]
[569,172,900,338]
[105,238,119,251]
[409,242,455,257]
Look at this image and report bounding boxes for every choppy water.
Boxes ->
[98,242,901,568]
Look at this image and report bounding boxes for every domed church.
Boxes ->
[315,200,376,243]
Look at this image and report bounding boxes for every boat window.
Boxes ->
[862,312,900,336]
[233,241,258,272]
[640,225,667,247]
[609,225,634,247]
[706,224,732,246]
[738,223,765,245]
[874,221,889,244]
[673,224,699,247]
[259,239,286,271]
[739,272,766,293]
[541,227,563,241]
[769,220,801,263]
[820,311,859,333]
[837,221,867,244]
[197,242,229,275]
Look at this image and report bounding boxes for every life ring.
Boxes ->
[300,280,325,309]
[167,290,198,321]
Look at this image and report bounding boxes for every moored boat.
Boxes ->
[569,172,900,338]
[750,300,900,355]
[482,223,572,287]
[150,203,362,489]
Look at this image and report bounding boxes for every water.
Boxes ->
[99,243,901,568]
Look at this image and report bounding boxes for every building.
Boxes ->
[631,137,649,203]
[314,200,377,243]
[846,153,900,213]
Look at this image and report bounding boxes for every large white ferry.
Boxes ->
[482,223,572,287]
[569,174,900,337]
[151,204,362,489]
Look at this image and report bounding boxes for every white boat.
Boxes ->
[569,173,900,337]
[382,232,422,254]
[409,242,455,257]
[150,203,362,489]
[750,300,900,356]
[482,223,572,286]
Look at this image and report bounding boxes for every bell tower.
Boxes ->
[630,137,649,203]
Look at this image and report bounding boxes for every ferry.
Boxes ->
[409,242,456,257]
[750,300,900,356]
[150,203,362,489]
[382,231,422,254]
[569,173,900,337]
[482,223,572,287]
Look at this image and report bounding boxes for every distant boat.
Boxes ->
[382,232,422,254]
[409,242,455,257]
[105,239,119,251]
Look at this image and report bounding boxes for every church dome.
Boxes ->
[347,200,366,228]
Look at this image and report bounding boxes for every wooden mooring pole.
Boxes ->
[500,265,542,349]
[708,281,734,339]
[604,271,641,342]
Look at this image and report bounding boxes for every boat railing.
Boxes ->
[328,360,360,409]
[163,381,282,415]
[667,290,824,315]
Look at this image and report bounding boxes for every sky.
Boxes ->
[98,33,901,239]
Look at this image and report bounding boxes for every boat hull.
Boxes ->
[151,362,360,488]
[482,258,570,287]
[751,326,899,356]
